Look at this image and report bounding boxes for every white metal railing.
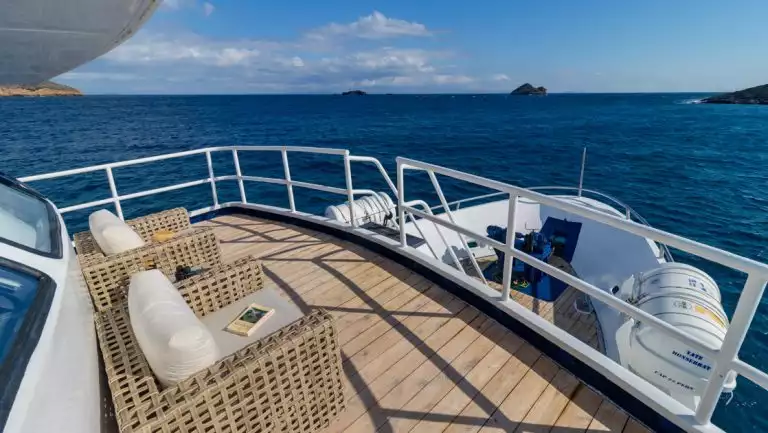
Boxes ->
[437,186,674,262]
[21,146,768,429]
[19,146,380,228]
[396,156,768,429]
[18,145,458,268]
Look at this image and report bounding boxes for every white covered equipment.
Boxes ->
[325,192,396,227]
[614,263,735,409]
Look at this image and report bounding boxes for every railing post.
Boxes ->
[231,149,247,203]
[397,161,406,247]
[428,171,486,284]
[105,167,123,220]
[578,146,586,197]
[500,193,519,302]
[343,151,356,227]
[205,151,219,207]
[695,274,768,425]
[281,148,296,212]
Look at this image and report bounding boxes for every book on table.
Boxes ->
[225,303,275,336]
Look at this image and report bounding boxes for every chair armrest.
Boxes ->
[136,310,345,433]
[176,256,264,317]
[83,228,222,312]
[73,230,103,268]
[93,303,162,428]
[126,207,191,242]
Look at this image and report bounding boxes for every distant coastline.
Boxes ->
[700,84,768,105]
[511,83,547,96]
[341,89,366,96]
[0,81,82,97]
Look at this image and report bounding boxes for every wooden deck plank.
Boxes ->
[622,418,653,433]
[443,344,542,433]
[513,369,581,433]
[476,356,561,433]
[377,322,511,432]
[587,400,629,433]
[273,252,397,301]
[344,316,496,433]
[343,289,458,373]
[194,215,649,433]
[473,258,600,351]
[404,329,525,433]
[326,312,485,433]
[551,385,604,433]
[343,296,469,394]
[339,282,436,351]
[332,273,427,330]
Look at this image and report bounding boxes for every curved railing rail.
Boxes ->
[432,186,674,262]
[396,156,768,430]
[20,146,375,226]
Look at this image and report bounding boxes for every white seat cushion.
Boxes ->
[200,287,304,358]
[128,270,220,387]
[89,209,145,255]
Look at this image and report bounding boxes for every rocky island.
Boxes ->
[0,81,82,97]
[511,83,547,96]
[701,84,768,105]
[341,89,367,96]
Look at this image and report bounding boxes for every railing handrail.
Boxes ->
[20,146,363,225]
[19,146,347,183]
[396,156,768,429]
[435,187,673,262]
[398,157,768,278]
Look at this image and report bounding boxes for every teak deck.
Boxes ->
[195,214,651,433]
[462,256,603,353]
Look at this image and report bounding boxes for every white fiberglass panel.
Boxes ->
[0,0,160,84]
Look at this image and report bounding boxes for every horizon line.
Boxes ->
[74,91,719,96]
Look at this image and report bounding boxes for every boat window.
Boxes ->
[0,176,61,258]
[0,259,56,429]
[0,265,41,363]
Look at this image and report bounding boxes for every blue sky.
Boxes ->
[60,0,768,94]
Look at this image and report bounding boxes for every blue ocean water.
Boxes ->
[2,93,768,430]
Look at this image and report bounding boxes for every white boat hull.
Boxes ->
[0,0,160,84]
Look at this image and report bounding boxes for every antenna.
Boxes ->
[577,146,587,197]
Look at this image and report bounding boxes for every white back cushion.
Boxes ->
[89,209,145,255]
[128,270,220,387]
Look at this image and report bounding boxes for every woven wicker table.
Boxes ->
[75,208,222,312]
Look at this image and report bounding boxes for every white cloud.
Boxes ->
[348,48,436,73]
[203,2,215,17]
[104,33,263,66]
[161,0,194,10]
[492,73,510,81]
[74,13,483,93]
[307,11,431,41]
[434,74,473,85]
[58,72,138,81]
[162,0,181,9]
[89,35,469,92]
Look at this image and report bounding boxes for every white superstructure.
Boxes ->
[0,0,160,84]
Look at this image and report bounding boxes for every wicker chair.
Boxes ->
[74,207,199,268]
[95,257,345,433]
[75,208,223,312]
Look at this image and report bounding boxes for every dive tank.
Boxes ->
[614,263,736,409]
